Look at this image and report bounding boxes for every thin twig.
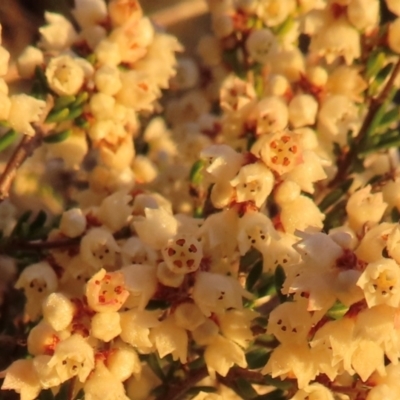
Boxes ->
[0,133,42,201]
[328,57,400,188]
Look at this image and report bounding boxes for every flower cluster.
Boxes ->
[2,0,400,399]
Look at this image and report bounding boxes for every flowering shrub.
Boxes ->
[2,0,400,399]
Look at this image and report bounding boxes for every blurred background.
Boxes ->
[0,0,208,59]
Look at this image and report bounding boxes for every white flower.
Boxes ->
[1,360,41,400]
[116,71,159,111]
[119,309,160,352]
[80,227,121,270]
[173,302,206,331]
[220,75,256,113]
[193,271,248,316]
[346,186,387,232]
[317,95,359,145]
[48,334,95,383]
[107,340,141,381]
[39,12,78,51]
[150,316,188,363]
[201,144,244,182]
[89,92,116,120]
[192,319,219,346]
[42,292,75,331]
[59,208,86,238]
[8,94,46,136]
[91,311,121,342]
[204,335,247,377]
[310,18,361,65]
[133,207,177,250]
[268,301,313,345]
[245,29,277,64]
[86,269,129,312]
[46,55,85,96]
[251,131,303,175]
[357,258,400,308]
[84,362,129,400]
[256,96,289,135]
[263,343,317,389]
[257,0,296,27]
[288,94,318,129]
[98,191,132,232]
[94,65,122,96]
[72,0,107,28]
[121,263,157,310]
[15,261,58,320]
[219,309,256,348]
[95,39,122,66]
[237,211,277,254]
[16,46,43,79]
[230,162,275,207]
[347,0,379,32]
[162,235,203,274]
[156,261,185,287]
[108,0,143,27]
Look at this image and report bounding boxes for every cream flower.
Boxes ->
[162,234,203,274]
[1,360,41,400]
[251,131,303,176]
[59,208,86,238]
[346,186,387,232]
[80,227,121,270]
[72,0,107,28]
[150,317,188,363]
[256,96,289,135]
[204,335,247,377]
[84,362,130,400]
[245,29,277,64]
[108,0,143,27]
[15,261,58,320]
[42,292,75,331]
[8,94,46,136]
[45,55,85,96]
[107,340,142,381]
[47,334,95,383]
[357,258,400,308]
[98,191,133,232]
[86,269,129,312]
[91,311,121,342]
[39,12,78,51]
[16,46,43,79]
[193,271,248,316]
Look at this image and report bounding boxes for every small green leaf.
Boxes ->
[73,91,89,107]
[235,378,258,399]
[75,116,90,129]
[66,106,84,121]
[246,348,270,369]
[146,353,166,382]
[366,51,386,80]
[246,261,263,291]
[391,207,400,222]
[44,129,72,144]
[53,95,76,111]
[318,178,353,211]
[323,199,347,231]
[379,107,400,130]
[369,62,394,95]
[274,265,287,303]
[275,16,294,36]
[0,129,18,152]
[188,356,205,371]
[189,160,205,185]
[327,301,349,320]
[45,108,70,123]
